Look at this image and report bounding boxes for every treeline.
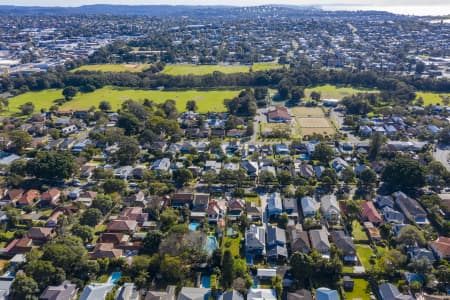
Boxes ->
[2,63,450,99]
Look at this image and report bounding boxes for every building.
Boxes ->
[267,106,292,123]
[378,283,414,300]
[79,283,114,300]
[247,289,277,300]
[429,236,450,260]
[40,281,78,300]
[360,201,383,224]
[267,192,283,217]
[394,192,427,224]
[218,290,244,300]
[315,288,339,300]
[177,288,210,300]
[246,225,266,255]
[320,194,341,223]
[309,228,330,258]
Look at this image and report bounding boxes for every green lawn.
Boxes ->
[352,221,369,242]
[244,196,261,206]
[7,86,241,114]
[161,62,282,76]
[222,233,241,258]
[345,278,371,300]
[356,244,375,270]
[71,63,151,73]
[305,84,379,100]
[416,91,450,106]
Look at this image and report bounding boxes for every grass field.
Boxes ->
[161,62,283,76]
[7,86,241,114]
[345,278,371,300]
[356,244,375,270]
[291,107,325,117]
[416,91,450,106]
[222,233,241,258]
[71,63,151,73]
[305,84,378,100]
[352,221,369,242]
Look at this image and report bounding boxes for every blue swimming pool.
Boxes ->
[201,275,211,288]
[108,272,122,284]
[204,236,218,255]
[189,222,200,231]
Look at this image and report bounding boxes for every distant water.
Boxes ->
[323,5,450,16]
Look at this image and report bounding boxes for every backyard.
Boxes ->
[345,278,371,300]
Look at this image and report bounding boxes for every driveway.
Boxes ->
[433,145,450,171]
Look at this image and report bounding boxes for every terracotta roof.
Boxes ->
[360,201,383,223]
[27,227,53,240]
[41,188,61,202]
[6,189,24,201]
[91,243,123,259]
[106,220,138,232]
[430,236,450,257]
[268,106,291,121]
[18,189,39,206]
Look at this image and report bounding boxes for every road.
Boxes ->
[329,108,359,143]
[433,145,450,171]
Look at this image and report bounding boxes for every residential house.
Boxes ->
[360,201,383,224]
[228,198,245,220]
[106,220,138,234]
[315,288,339,300]
[382,207,405,224]
[429,236,450,260]
[320,195,341,223]
[309,228,330,258]
[40,281,78,300]
[283,198,298,217]
[266,225,288,261]
[40,188,61,206]
[287,290,313,300]
[2,237,32,256]
[0,277,14,300]
[193,194,210,211]
[296,163,314,179]
[394,192,427,224]
[115,283,139,300]
[45,210,64,228]
[241,160,259,178]
[375,195,394,209]
[177,288,210,300]
[207,200,226,223]
[247,289,277,300]
[79,283,115,300]
[151,158,171,172]
[17,189,39,207]
[274,143,290,155]
[289,224,311,254]
[378,283,414,300]
[267,106,292,123]
[145,286,176,300]
[301,196,319,218]
[170,193,193,208]
[330,231,357,264]
[118,207,148,225]
[267,192,282,217]
[91,243,123,259]
[246,225,266,255]
[218,290,244,300]
[247,203,262,221]
[27,227,53,243]
[331,158,349,173]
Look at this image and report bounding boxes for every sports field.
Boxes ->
[416,91,450,106]
[305,84,378,100]
[291,106,335,137]
[291,107,325,117]
[71,64,151,73]
[6,86,240,114]
[161,62,283,76]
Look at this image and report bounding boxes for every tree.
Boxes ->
[80,208,103,226]
[186,100,198,112]
[91,194,114,214]
[346,200,361,223]
[310,91,321,101]
[312,143,334,165]
[42,236,88,276]
[10,274,39,300]
[143,230,163,254]
[116,136,140,165]
[160,255,185,284]
[103,178,126,194]
[71,224,95,243]
[368,132,386,161]
[173,169,193,187]
[8,130,32,153]
[27,151,78,180]
[99,101,112,111]
[290,87,305,104]
[19,101,35,115]
[341,167,356,185]
[277,170,292,186]
[415,61,426,74]
[290,252,313,282]
[160,208,178,232]
[382,156,426,190]
[62,86,78,100]
[359,169,377,190]
[397,225,427,248]
[259,170,276,185]
[222,250,234,289]
[25,260,65,291]
[118,112,141,136]
[278,213,289,229]
[271,275,283,300]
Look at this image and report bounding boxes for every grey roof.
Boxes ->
[267,225,286,245]
[0,277,13,299]
[330,231,355,255]
[218,290,244,300]
[79,283,114,300]
[267,245,288,258]
[290,227,311,253]
[116,283,139,300]
[40,281,77,300]
[379,283,401,300]
[177,288,210,300]
[287,290,313,300]
[309,228,330,254]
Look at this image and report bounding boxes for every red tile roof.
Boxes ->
[360,201,383,223]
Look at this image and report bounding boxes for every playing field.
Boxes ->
[291,106,335,137]
[161,62,283,76]
[6,86,241,114]
[71,64,151,73]
[305,84,379,100]
[416,91,450,106]
[291,107,325,117]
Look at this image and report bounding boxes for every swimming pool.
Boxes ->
[204,236,218,255]
[108,272,122,284]
[189,222,200,231]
